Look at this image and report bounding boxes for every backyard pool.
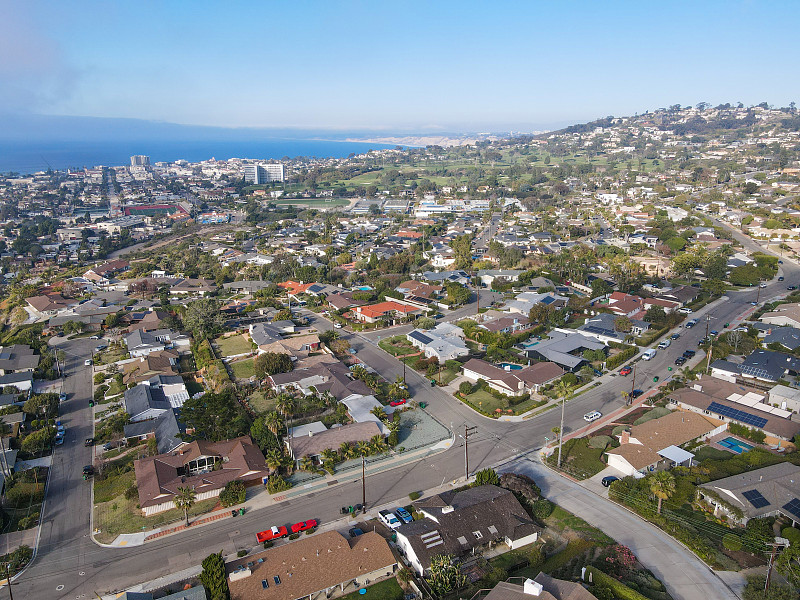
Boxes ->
[718,437,754,454]
[497,363,523,370]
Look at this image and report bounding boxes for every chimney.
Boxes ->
[308,430,313,437]
[620,430,630,444]
[523,579,543,596]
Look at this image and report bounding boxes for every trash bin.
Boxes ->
[239,508,245,516]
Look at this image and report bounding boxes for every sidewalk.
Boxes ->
[97,434,454,548]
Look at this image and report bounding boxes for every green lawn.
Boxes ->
[546,438,608,480]
[544,505,614,544]
[230,358,255,380]
[460,388,547,417]
[378,336,417,356]
[248,390,277,414]
[96,346,130,365]
[340,578,403,600]
[216,334,252,357]
[272,198,350,207]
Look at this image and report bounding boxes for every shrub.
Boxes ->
[219,480,246,507]
[606,345,639,369]
[125,483,139,500]
[17,512,39,530]
[588,435,612,449]
[266,475,291,494]
[94,373,108,384]
[474,468,500,486]
[236,549,248,557]
[459,381,473,395]
[533,499,554,519]
[781,526,800,547]
[409,491,422,501]
[288,533,300,540]
[722,533,743,552]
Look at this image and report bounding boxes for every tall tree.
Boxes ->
[649,471,675,514]
[174,485,196,527]
[183,298,224,340]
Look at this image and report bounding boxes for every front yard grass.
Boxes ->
[459,388,548,417]
[379,335,417,357]
[230,358,255,380]
[96,345,130,365]
[248,390,277,414]
[93,494,220,544]
[216,334,252,357]
[545,438,607,480]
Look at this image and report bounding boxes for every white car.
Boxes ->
[759,283,767,288]
[84,359,93,366]
[379,509,401,529]
[657,339,671,349]
[677,307,693,314]
[333,323,343,329]
[583,411,602,423]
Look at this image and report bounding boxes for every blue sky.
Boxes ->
[2,0,798,132]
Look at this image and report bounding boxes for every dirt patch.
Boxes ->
[614,407,650,425]
[590,425,617,438]
[722,547,767,569]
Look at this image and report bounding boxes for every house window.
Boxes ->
[473,531,483,540]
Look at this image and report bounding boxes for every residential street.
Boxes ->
[14,253,796,599]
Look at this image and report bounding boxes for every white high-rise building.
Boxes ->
[243,163,285,184]
[130,155,150,167]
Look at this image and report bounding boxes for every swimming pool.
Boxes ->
[718,437,754,454]
[497,363,523,370]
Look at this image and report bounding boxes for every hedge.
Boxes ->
[586,567,650,600]
[606,346,638,370]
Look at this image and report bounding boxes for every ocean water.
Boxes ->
[0,138,399,174]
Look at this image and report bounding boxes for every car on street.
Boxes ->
[750,301,758,306]
[55,433,64,445]
[256,526,289,543]
[389,399,407,407]
[395,507,413,523]
[630,389,644,399]
[349,527,364,538]
[601,476,619,487]
[94,344,107,352]
[779,276,785,282]
[333,323,343,329]
[710,330,719,336]
[685,319,698,328]
[84,438,94,447]
[682,349,696,359]
[674,356,687,366]
[84,359,93,366]
[583,410,602,422]
[89,335,101,340]
[698,337,710,345]
[670,333,680,340]
[657,340,671,349]
[788,286,797,291]
[619,366,632,376]
[290,519,318,533]
[59,392,67,402]
[677,307,693,314]
[760,283,767,288]
[82,465,94,476]
[379,509,401,529]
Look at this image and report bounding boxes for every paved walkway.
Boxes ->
[504,456,740,600]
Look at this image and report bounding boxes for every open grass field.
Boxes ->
[215,334,252,357]
[230,358,255,380]
[271,198,350,208]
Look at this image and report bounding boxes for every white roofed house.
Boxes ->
[406,323,468,364]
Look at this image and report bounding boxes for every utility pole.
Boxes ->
[464,425,477,481]
[402,359,406,385]
[5,562,13,600]
[361,456,366,514]
[756,279,763,304]
[706,337,714,374]
[556,386,567,467]
[765,542,783,591]
[629,363,637,405]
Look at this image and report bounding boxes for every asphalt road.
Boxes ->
[16,243,799,599]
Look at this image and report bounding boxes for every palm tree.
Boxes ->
[299,456,314,472]
[370,435,387,454]
[554,379,573,468]
[339,442,353,460]
[351,365,368,380]
[276,395,296,436]
[356,440,371,457]
[321,391,337,409]
[388,376,406,400]
[264,412,284,437]
[174,486,196,527]
[370,406,387,422]
[265,448,285,472]
[320,448,337,464]
[649,471,676,515]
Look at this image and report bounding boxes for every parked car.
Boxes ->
[788,286,797,291]
[84,438,94,447]
[642,349,657,360]
[685,319,698,328]
[89,335,101,340]
[682,350,696,359]
[389,399,407,407]
[760,283,767,288]
[601,476,619,488]
[593,369,603,377]
[630,389,643,399]
[290,519,318,533]
[779,276,785,282]
[395,507,413,524]
[256,526,289,543]
[619,366,632,376]
[59,392,67,402]
[674,356,687,366]
[82,465,94,476]
[583,411,602,423]
[333,323,343,329]
[657,339,671,349]
[55,433,64,446]
[94,344,107,352]
[379,509,401,530]
[670,333,680,340]
[84,359,93,366]
[677,307,693,314]
[710,330,719,336]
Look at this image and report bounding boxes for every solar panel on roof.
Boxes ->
[408,331,433,345]
[742,489,770,509]
[707,402,768,428]
[782,498,800,520]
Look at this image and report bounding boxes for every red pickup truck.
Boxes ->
[256,526,288,543]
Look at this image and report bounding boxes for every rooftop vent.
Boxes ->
[523,579,543,596]
[441,505,454,514]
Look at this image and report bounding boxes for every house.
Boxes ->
[0,372,33,392]
[122,350,179,385]
[484,574,598,600]
[406,323,469,363]
[123,408,184,454]
[26,294,74,318]
[462,358,564,396]
[668,375,800,443]
[520,331,605,373]
[268,360,372,400]
[124,384,172,422]
[654,285,700,306]
[124,309,170,333]
[697,462,800,525]
[505,292,568,317]
[124,329,187,358]
[479,315,531,334]
[352,300,423,324]
[578,313,650,343]
[477,270,523,288]
[340,394,394,436]
[710,350,800,386]
[768,385,800,413]
[134,436,268,516]
[255,334,320,361]
[0,345,39,375]
[326,292,364,311]
[395,485,541,575]
[761,303,800,329]
[420,270,471,285]
[83,259,130,285]
[226,531,396,600]
[605,411,718,478]
[396,280,443,299]
[285,421,383,464]
[764,326,800,351]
